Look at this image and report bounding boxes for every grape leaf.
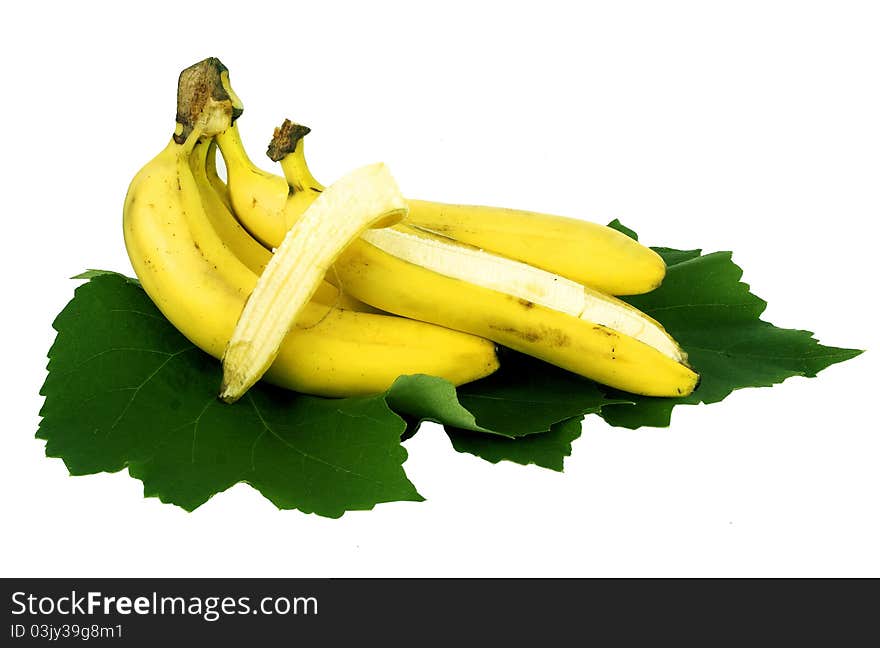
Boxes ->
[446,416,584,471]
[606,218,640,241]
[454,352,627,435]
[387,353,628,438]
[37,273,422,517]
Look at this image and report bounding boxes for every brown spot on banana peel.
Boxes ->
[518,299,535,309]
[490,325,541,344]
[488,324,570,348]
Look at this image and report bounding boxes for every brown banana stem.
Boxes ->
[175,57,243,144]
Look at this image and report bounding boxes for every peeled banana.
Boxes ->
[332,226,698,397]
[220,163,408,403]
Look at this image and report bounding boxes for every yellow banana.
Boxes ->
[122,58,499,397]
[189,137,271,276]
[404,200,666,295]
[215,122,294,248]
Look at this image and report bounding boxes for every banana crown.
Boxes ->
[123,56,698,401]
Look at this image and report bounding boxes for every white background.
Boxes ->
[1,1,877,577]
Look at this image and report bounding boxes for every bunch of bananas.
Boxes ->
[123,58,699,401]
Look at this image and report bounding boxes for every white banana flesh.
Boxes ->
[360,226,587,317]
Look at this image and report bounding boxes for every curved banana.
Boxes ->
[404,200,666,296]
[215,123,294,248]
[190,137,271,276]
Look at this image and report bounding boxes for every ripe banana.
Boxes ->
[189,137,271,276]
[215,122,294,249]
[220,163,408,402]
[122,58,499,397]
[404,200,666,296]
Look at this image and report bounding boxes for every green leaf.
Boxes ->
[599,247,863,428]
[453,351,626,435]
[385,374,490,437]
[387,352,627,438]
[70,269,139,282]
[447,416,584,471]
[607,218,639,241]
[38,273,422,517]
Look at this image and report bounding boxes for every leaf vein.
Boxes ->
[108,348,192,433]
[247,394,386,486]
